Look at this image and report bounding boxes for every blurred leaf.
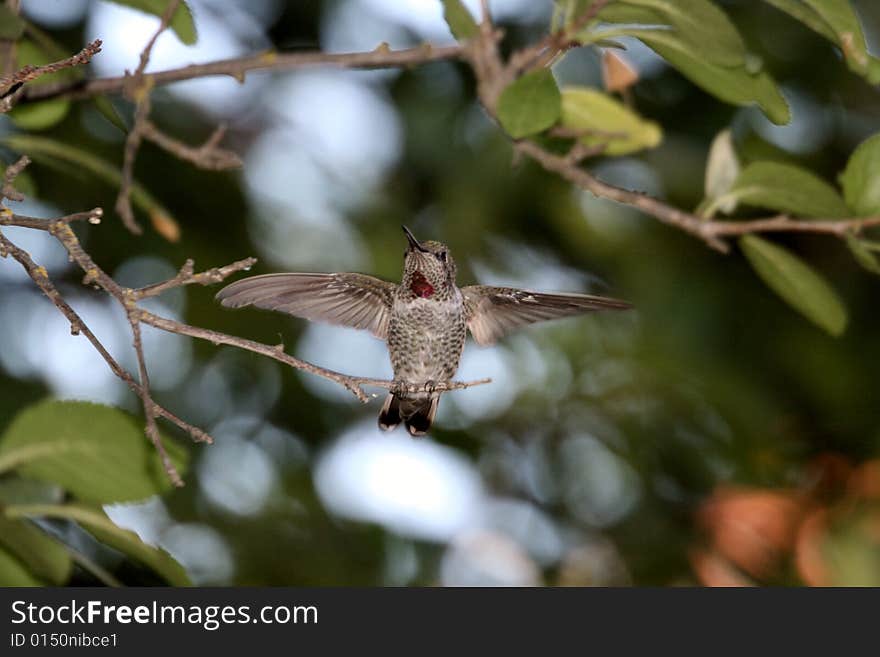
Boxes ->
[104,0,197,45]
[23,20,82,64]
[0,399,188,504]
[839,133,880,216]
[765,0,879,82]
[601,50,638,92]
[440,0,478,40]
[0,547,41,586]
[8,40,70,131]
[868,56,880,85]
[725,161,849,217]
[740,235,848,336]
[497,70,562,139]
[1,134,178,234]
[0,5,25,39]
[9,98,68,131]
[0,515,71,584]
[844,232,880,275]
[761,0,839,42]
[6,503,191,586]
[92,95,128,134]
[607,0,748,67]
[820,506,880,586]
[150,207,181,242]
[701,129,740,217]
[0,476,63,505]
[560,86,662,155]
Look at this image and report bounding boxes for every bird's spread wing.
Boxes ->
[462,285,632,346]
[216,273,396,338]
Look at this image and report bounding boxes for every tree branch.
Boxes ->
[114,1,181,235]
[0,40,102,112]
[464,11,880,253]
[18,43,467,104]
[140,121,242,171]
[0,159,490,483]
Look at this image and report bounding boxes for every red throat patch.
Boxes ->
[410,271,435,298]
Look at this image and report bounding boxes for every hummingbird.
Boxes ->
[216,226,631,436]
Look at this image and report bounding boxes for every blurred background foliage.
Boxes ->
[0,0,879,586]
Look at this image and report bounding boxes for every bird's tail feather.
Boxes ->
[377,393,438,436]
[378,393,402,431]
[404,396,438,437]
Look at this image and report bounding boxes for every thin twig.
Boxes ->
[0,229,213,448]
[0,40,102,112]
[134,257,257,299]
[141,121,242,171]
[19,43,467,104]
[513,140,880,251]
[1,154,30,201]
[115,97,149,234]
[506,0,611,76]
[114,0,180,235]
[129,318,183,487]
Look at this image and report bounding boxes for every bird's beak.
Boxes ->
[402,225,428,253]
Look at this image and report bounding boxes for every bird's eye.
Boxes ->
[437,251,447,262]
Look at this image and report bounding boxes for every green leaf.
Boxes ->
[867,56,880,86]
[0,134,177,233]
[820,507,880,586]
[839,133,880,216]
[0,546,42,586]
[636,32,791,125]
[8,40,71,131]
[740,234,848,336]
[0,400,188,504]
[5,503,191,586]
[761,0,839,42]
[559,86,662,155]
[0,477,63,505]
[0,515,71,585]
[104,0,197,45]
[440,0,479,40]
[725,161,849,218]
[611,0,748,67]
[702,129,740,216]
[0,5,26,40]
[844,232,880,275]
[92,95,128,134]
[497,70,562,139]
[801,0,870,75]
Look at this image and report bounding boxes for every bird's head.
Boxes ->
[401,225,457,298]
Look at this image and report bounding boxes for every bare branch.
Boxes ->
[114,0,181,235]
[129,318,183,486]
[514,140,880,251]
[134,257,257,300]
[0,228,213,448]
[115,98,149,234]
[1,154,30,202]
[141,121,242,171]
[514,140,730,252]
[130,1,180,85]
[19,43,467,104]
[506,0,611,76]
[1,182,490,484]
[0,39,102,111]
